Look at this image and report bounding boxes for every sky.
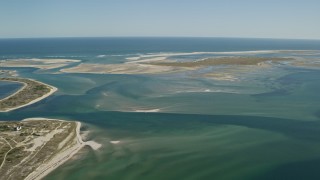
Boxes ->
[0,0,319,39]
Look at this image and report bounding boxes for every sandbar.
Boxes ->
[60,62,192,74]
[0,59,80,70]
[60,56,295,76]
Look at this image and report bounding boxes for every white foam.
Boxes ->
[125,50,275,61]
[96,55,106,58]
[125,50,320,62]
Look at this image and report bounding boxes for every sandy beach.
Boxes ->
[24,118,101,180]
[0,80,27,101]
[0,78,58,112]
[60,62,192,74]
[0,58,81,70]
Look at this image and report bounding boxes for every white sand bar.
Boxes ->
[0,58,80,70]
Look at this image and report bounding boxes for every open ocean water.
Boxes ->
[1,37,320,179]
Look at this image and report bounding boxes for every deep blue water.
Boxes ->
[1,37,320,57]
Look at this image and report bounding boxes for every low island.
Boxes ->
[0,78,57,112]
[0,118,101,180]
[145,56,294,67]
[60,56,295,75]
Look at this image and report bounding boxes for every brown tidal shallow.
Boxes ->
[145,57,294,67]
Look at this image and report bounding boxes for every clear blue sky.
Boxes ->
[0,0,319,39]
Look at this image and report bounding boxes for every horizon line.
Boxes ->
[0,36,320,41]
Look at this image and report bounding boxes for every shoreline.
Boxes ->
[0,78,58,112]
[0,80,28,101]
[0,58,81,70]
[24,118,101,180]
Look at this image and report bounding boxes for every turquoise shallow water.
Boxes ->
[0,38,320,179]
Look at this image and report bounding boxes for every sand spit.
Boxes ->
[0,118,101,180]
[60,62,192,74]
[0,78,58,112]
[0,58,80,70]
[23,118,101,180]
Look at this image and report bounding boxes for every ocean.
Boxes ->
[0,37,320,179]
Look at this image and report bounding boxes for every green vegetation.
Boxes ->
[0,120,77,180]
[147,56,294,67]
[0,125,11,131]
[0,78,53,112]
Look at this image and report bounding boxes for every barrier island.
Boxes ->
[0,78,57,112]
